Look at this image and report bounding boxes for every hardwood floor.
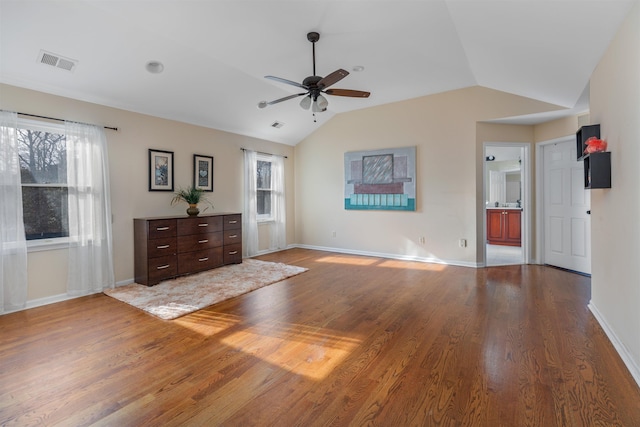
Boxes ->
[1,248,639,426]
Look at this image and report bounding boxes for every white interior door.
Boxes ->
[543,140,591,274]
[489,170,505,204]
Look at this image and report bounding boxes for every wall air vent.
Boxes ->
[37,50,78,72]
[271,121,284,129]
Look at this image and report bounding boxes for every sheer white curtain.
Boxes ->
[269,155,286,250]
[65,121,114,295]
[242,149,259,257]
[0,111,27,313]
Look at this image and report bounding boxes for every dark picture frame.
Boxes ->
[193,154,214,192]
[149,149,174,191]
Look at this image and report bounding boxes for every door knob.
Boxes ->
[586,210,591,215]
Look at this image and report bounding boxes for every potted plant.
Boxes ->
[171,186,213,216]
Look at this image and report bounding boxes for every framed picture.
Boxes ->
[148,149,174,191]
[193,154,214,192]
[344,146,416,211]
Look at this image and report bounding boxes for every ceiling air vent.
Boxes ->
[37,50,78,72]
[271,121,284,129]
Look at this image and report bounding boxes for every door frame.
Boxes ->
[482,142,532,266]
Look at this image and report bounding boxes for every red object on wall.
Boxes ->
[584,137,608,154]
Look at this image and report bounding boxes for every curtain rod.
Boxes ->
[240,148,288,159]
[17,112,118,131]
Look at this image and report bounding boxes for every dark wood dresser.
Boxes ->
[134,213,242,286]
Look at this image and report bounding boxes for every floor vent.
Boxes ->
[37,50,77,72]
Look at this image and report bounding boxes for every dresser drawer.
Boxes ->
[177,216,223,236]
[223,243,242,264]
[148,237,177,258]
[177,232,223,253]
[223,214,242,230]
[178,247,223,274]
[148,219,177,240]
[223,229,242,246]
[148,255,178,283]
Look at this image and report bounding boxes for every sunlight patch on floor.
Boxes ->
[317,255,449,271]
[316,255,378,265]
[220,322,361,380]
[174,312,241,336]
[377,259,447,271]
[174,310,362,380]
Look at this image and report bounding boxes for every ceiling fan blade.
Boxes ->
[317,69,349,89]
[264,75,307,90]
[325,89,371,98]
[259,93,308,108]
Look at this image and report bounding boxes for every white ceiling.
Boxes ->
[0,0,635,145]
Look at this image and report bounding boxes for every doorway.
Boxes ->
[483,143,530,266]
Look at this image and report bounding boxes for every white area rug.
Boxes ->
[104,259,308,320]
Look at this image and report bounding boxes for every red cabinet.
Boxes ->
[487,209,521,247]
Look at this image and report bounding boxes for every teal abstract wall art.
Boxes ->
[344,146,416,211]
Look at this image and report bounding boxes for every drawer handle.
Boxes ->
[198,257,209,262]
[156,244,170,249]
[156,226,170,231]
[228,220,238,224]
[198,239,209,243]
[229,234,238,238]
[228,251,238,255]
[198,223,208,227]
[156,264,170,270]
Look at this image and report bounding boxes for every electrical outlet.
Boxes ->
[419,236,426,245]
[459,239,467,248]
[332,231,337,238]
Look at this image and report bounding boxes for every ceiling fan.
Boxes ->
[257,32,370,114]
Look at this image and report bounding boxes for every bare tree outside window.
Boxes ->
[257,159,272,218]
[17,127,69,240]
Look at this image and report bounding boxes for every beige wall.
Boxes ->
[0,83,296,301]
[295,86,561,266]
[534,116,579,143]
[589,2,640,381]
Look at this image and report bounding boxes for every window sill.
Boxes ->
[27,238,70,253]
[257,218,275,224]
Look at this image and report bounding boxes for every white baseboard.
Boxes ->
[291,244,480,268]
[2,278,136,316]
[116,278,135,287]
[253,247,290,257]
[589,301,640,388]
[2,292,93,316]
[25,293,77,309]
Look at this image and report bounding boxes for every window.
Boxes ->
[16,121,69,241]
[256,156,272,221]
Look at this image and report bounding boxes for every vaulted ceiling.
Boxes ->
[0,1,635,145]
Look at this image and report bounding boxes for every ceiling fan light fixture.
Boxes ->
[313,94,328,112]
[300,95,311,110]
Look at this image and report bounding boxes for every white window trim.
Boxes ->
[27,237,70,252]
